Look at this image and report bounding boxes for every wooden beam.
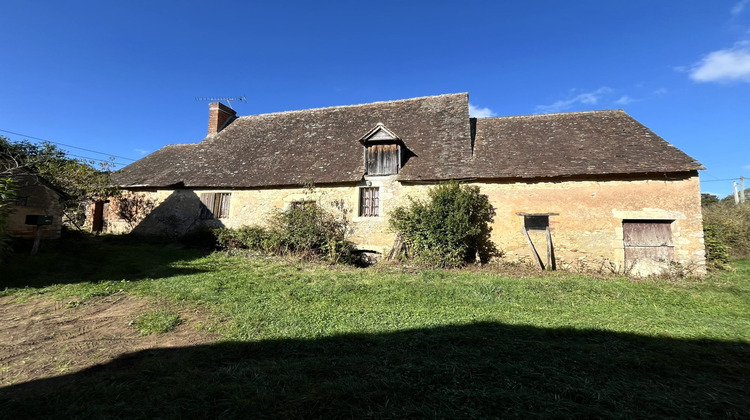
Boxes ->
[546,226,556,271]
[522,227,545,270]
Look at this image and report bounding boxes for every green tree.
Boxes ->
[0,177,18,263]
[0,136,119,229]
[389,180,497,267]
[701,193,719,207]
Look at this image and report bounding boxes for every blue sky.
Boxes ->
[1,1,748,197]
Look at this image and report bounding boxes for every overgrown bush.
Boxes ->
[702,202,750,262]
[703,224,731,271]
[214,204,355,264]
[215,226,270,251]
[389,181,497,267]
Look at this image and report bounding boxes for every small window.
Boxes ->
[199,193,231,219]
[359,187,379,217]
[524,215,549,230]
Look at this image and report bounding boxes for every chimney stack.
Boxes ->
[207,102,237,136]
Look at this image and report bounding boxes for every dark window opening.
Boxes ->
[200,193,231,219]
[360,187,379,217]
[524,215,549,231]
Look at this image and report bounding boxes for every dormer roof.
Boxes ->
[359,123,402,144]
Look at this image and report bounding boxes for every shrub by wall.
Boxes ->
[215,204,354,264]
[389,181,497,267]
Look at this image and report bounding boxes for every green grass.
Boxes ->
[1,237,749,418]
[133,310,182,335]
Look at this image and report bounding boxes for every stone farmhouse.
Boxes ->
[100,93,706,275]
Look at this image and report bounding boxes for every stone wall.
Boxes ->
[472,175,705,275]
[7,172,65,240]
[103,173,704,275]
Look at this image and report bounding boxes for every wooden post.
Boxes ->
[30,226,41,255]
[522,227,545,270]
[546,226,556,271]
[741,176,746,204]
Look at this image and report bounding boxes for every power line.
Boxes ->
[700,178,743,183]
[0,128,137,162]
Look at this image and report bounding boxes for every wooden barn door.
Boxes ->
[623,220,674,276]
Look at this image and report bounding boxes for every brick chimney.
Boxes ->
[207,102,237,136]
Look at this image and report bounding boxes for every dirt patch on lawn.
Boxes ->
[0,294,219,387]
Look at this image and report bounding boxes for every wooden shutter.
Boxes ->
[366,144,399,175]
[217,193,231,218]
[200,193,215,219]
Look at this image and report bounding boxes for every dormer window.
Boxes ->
[360,123,403,176]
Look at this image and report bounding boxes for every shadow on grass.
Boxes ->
[1,322,748,418]
[2,232,212,288]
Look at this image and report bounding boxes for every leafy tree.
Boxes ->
[0,135,119,229]
[701,193,719,207]
[389,181,497,267]
[0,177,18,262]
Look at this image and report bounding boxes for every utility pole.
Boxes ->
[741,176,746,204]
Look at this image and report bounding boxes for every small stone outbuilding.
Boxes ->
[101,93,706,275]
[5,169,66,240]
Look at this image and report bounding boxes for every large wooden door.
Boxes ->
[623,220,674,276]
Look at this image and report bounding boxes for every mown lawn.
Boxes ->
[1,235,749,418]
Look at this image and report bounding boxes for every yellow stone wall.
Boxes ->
[471,175,705,274]
[107,174,704,274]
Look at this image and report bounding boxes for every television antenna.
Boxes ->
[195,96,247,109]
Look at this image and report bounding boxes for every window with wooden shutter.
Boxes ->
[200,192,231,219]
[365,144,400,175]
[359,187,379,217]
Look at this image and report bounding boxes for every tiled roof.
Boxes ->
[470,110,704,179]
[113,94,702,188]
[114,93,472,188]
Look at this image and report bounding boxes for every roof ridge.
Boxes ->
[481,109,626,120]
[162,143,196,148]
[236,92,468,119]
